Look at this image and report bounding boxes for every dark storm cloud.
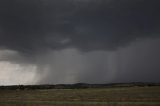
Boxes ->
[0,0,160,85]
[0,0,160,54]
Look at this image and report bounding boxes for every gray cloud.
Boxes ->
[0,0,160,54]
[34,38,160,84]
[0,0,160,84]
[113,38,160,83]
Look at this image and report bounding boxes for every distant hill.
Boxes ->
[0,82,160,90]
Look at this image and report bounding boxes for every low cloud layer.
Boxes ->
[0,0,160,84]
[0,0,160,53]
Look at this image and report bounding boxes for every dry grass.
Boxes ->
[0,86,160,106]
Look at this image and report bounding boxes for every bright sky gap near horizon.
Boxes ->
[0,0,160,85]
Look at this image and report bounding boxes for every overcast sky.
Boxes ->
[0,0,160,85]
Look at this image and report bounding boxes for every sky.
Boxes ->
[0,0,160,85]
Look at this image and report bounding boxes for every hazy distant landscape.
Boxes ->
[0,83,160,106]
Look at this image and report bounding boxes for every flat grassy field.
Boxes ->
[0,86,160,106]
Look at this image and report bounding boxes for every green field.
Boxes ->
[0,86,160,106]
